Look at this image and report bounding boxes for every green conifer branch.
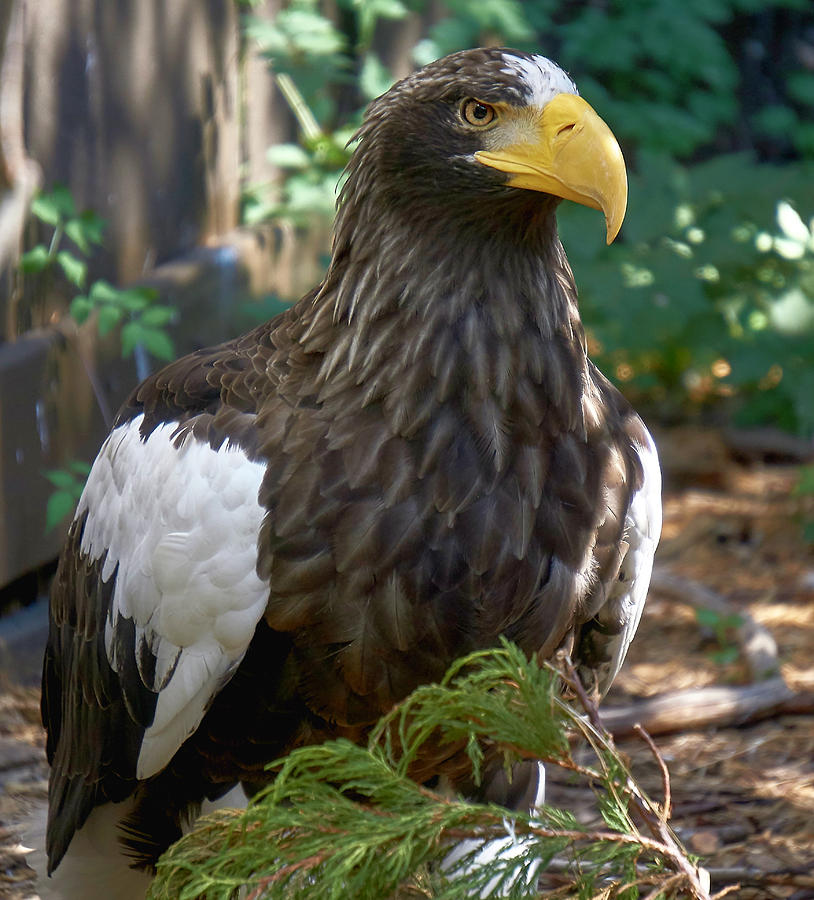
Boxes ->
[149,641,711,900]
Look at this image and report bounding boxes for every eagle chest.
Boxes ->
[259,382,613,709]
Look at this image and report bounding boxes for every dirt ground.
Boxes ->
[592,458,814,900]
[604,458,814,899]
[0,440,812,898]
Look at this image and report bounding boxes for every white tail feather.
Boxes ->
[22,786,248,899]
[442,761,546,897]
[22,800,151,900]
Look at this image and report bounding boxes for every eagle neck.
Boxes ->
[289,198,591,437]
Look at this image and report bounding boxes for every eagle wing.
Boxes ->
[41,329,277,869]
[580,423,661,695]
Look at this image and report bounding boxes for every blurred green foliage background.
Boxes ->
[239,0,814,435]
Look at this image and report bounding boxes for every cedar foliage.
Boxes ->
[149,642,708,899]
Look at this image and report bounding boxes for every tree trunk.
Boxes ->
[0,0,41,339]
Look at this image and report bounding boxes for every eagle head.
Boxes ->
[344,47,627,244]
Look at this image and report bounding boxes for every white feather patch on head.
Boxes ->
[76,414,270,779]
[501,53,578,107]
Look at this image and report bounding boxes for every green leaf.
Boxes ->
[69,210,106,249]
[422,17,478,57]
[359,52,394,101]
[56,250,87,288]
[64,219,90,255]
[241,187,277,226]
[787,71,814,108]
[355,0,408,20]
[50,184,78,219]
[31,195,61,227]
[115,287,156,312]
[242,15,288,53]
[792,122,814,158]
[45,491,77,532]
[32,184,77,228]
[139,305,175,327]
[43,459,89,536]
[355,0,408,47]
[751,104,798,138]
[121,320,176,359]
[20,245,51,273]
[69,296,93,324]
[119,322,142,358]
[412,37,443,67]
[694,607,723,629]
[139,327,175,360]
[266,143,312,169]
[97,304,123,336]
[454,0,534,43]
[88,280,121,303]
[43,469,79,490]
[711,646,740,666]
[274,8,346,58]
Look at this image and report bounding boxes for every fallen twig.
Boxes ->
[708,885,741,900]
[706,865,814,891]
[634,723,671,820]
[723,426,814,463]
[601,678,814,738]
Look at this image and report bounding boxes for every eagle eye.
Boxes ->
[461,99,496,127]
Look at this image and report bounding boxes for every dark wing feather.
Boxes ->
[42,516,150,871]
[41,317,293,871]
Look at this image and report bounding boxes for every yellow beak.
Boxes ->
[475,94,627,244]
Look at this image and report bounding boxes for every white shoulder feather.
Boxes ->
[76,414,270,779]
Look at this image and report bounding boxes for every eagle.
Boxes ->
[40,46,661,897]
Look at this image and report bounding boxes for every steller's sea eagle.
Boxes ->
[40,46,661,897]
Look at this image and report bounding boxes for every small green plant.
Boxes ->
[560,154,814,433]
[43,460,92,532]
[70,281,175,360]
[23,184,177,362]
[694,607,745,666]
[240,0,419,226]
[242,73,354,226]
[150,642,708,899]
[21,184,104,291]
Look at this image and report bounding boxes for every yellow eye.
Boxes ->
[461,99,496,127]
